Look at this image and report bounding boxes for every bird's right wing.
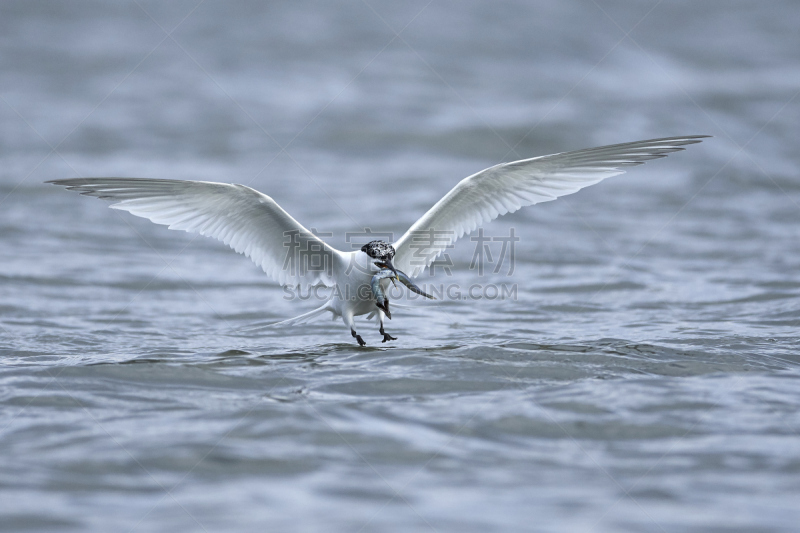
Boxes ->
[48,178,344,288]
[393,136,709,277]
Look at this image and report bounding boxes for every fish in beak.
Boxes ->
[370,268,396,319]
[375,258,399,283]
[374,261,435,300]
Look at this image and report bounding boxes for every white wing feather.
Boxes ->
[393,136,709,277]
[47,178,344,287]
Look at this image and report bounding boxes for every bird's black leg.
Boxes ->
[379,324,397,343]
[351,328,366,346]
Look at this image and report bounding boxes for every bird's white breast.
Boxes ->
[328,251,383,317]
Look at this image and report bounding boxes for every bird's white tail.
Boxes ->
[270,303,333,327]
[241,302,334,332]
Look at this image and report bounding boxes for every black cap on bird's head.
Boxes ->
[361,240,395,260]
[361,240,398,278]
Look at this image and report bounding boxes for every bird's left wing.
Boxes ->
[48,178,344,287]
[393,136,709,277]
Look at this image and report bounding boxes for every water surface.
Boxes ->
[2,1,800,532]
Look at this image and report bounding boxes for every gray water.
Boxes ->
[2,1,800,532]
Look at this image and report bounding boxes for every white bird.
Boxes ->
[49,135,708,345]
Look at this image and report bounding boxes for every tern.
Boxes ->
[49,135,708,345]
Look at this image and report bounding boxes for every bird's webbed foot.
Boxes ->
[379,325,397,343]
[351,328,366,346]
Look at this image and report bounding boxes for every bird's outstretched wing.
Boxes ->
[47,178,343,287]
[393,136,709,277]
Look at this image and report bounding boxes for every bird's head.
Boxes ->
[361,240,398,278]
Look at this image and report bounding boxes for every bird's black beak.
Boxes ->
[377,258,399,280]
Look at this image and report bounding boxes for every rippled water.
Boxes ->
[2,1,800,532]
